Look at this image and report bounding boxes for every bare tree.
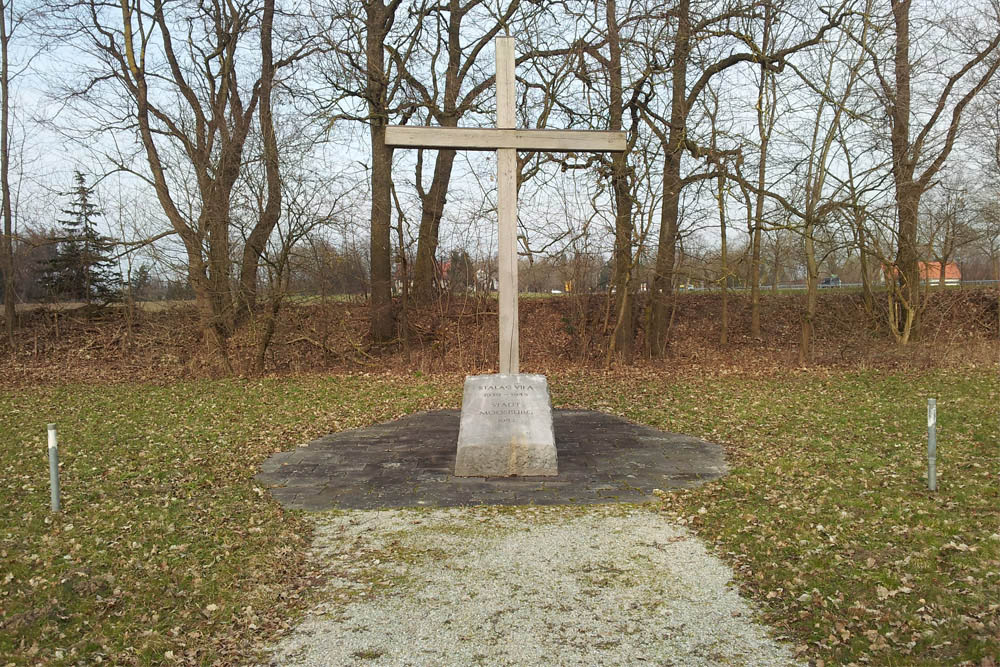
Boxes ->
[790,16,869,363]
[642,0,846,357]
[366,0,404,343]
[248,167,351,374]
[757,225,799,291]
[310,0,411,343]
[390,0,523,303]
[974,196,1000,332]
[603,0,641,362]
[55,0,308,370]
[561,0,641,362]
[720,2,880,360]
[0,0,14,347]
[505,0,647,362]
[701,82,737,344]
[0,0,34,346]
[869,0,1000,342]
[836,120,889,318]
[920,179,977,285]
[749,0,778,339]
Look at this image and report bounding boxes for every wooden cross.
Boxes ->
[385,37,626,375]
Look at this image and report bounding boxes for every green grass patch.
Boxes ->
[0,375,460,664]
[553,367,999,665]
[1,367,996,665]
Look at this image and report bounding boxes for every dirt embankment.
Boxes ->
[1,289,996,384]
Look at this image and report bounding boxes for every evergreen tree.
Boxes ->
[447,249,474,292]
[42,171,119,303]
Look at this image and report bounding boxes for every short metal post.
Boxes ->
[927,399,937,492]
[48,423,60,512]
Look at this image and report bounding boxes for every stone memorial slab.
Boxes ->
[455,373,557,477]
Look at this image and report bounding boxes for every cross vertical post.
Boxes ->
[382,36,626,477]
[383,37,625,378]
[495,37,518,375]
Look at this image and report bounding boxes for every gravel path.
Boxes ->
[266,505,801,666]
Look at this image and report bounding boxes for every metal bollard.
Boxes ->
[927,399,937,492]
[48,424,60,512]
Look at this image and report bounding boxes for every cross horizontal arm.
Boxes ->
[385,126,627,152]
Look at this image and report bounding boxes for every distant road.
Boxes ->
[7,281,998,311]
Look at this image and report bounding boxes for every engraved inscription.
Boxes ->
[479,384,536,391]
[475,382,539,422]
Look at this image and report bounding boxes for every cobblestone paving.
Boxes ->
[256,409,726,510]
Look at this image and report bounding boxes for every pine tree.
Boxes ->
[446,249,474,292]
[42,171,120,303]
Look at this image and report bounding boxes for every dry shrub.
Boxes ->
[1,288,996,385]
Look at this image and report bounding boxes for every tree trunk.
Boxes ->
[801,219,818,364]
[890,0,920,342]
[205,202,235,334]
[648,153,681,357]
[367,1,396,343]
[857,216,874,316]
[749,208,762,336]
[894,181,922,341]
[410,0,461,303]
[1,0,14,347]
[253,286,281,375]
[750,2,773,339]
[245,0,282,355]
[647,0,689,358]
[608,181,634,362]
[717,172,728,345]
[411,144,457,302]
[189,267,233,373]
[406,0,521,303]
[394,192,410,360]
[771,237,780,292]
[370,124,395,343]
[606,0,634,363]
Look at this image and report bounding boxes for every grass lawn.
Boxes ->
[1,366,997,665]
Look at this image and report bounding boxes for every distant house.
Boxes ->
[392,259,455,293]
[883,261,961,286]
[919,262,961,285]
[475,268,495,292]
[437,260,451,290]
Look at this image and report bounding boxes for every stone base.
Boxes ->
[455,373,557,477]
